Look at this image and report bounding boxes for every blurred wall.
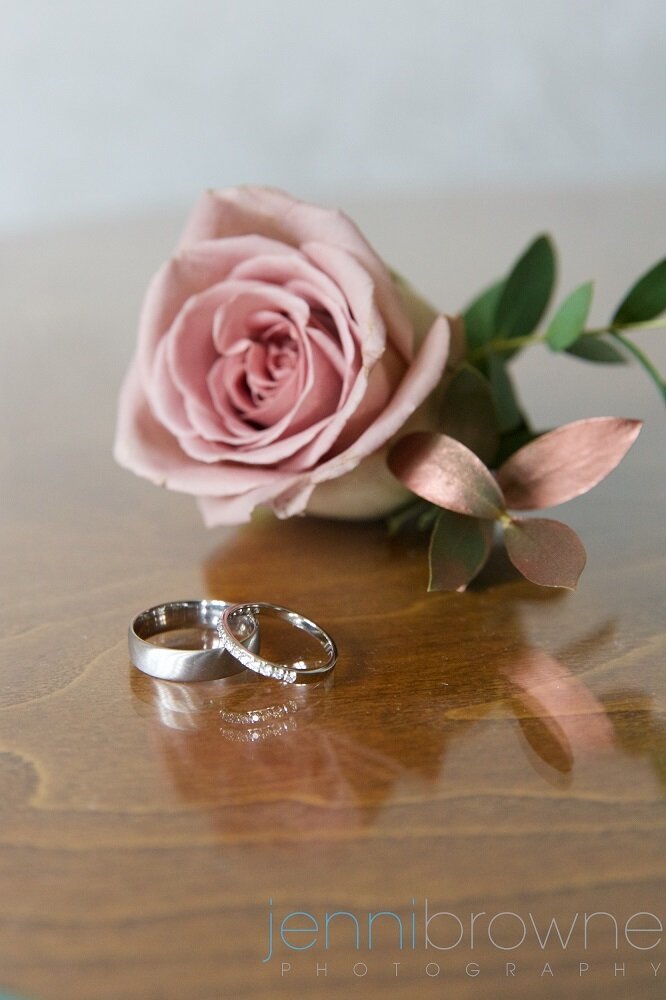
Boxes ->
[2,0,665,231]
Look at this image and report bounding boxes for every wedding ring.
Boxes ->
[129,600,259,682]
[217,602,337,684]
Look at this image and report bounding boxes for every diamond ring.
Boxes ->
[217,602,337,684]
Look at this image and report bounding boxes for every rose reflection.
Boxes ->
[131,671,374,835]
[131,517,621,836]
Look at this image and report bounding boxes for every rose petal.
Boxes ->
[503,517,587,590]
[196,477,301,526]
[317,315,452,483]
[303,242,385,364]
[146,338,192,437]
[327,340,404,456]
[390,271,438,346]
[276,315,452,517]
[186,249,375,467]
[161,291,221,419]
[114,362,292,495]
[215,328,342,436]
[496,417,643,510]
[258,250,386,472]
[303,446,413,519]
[165,277,345,456]
[208,280,310,354]
[177,186,415,361]
[230,253,362,398]
[117,189,451,525]
[137,236,297,377]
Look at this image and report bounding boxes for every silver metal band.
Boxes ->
[129,599,259,682]
[217,602,337,683]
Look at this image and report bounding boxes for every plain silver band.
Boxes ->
[218,602,337,684]
[129,600,259,682]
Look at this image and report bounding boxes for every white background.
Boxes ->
[2,0,665,232]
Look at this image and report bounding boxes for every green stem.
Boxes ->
[467,314,666,364]
[606,330,666,402]
[612,316,666,334]
[468,333,544,361]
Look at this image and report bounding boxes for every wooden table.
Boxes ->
[1,189,664,999]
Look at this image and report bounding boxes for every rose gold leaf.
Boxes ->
[428,510,494,592]
[504,517,587,590]
[496,417,643,510]
[388,431,505,518]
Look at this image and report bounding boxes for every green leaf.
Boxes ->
[607,331,666,404]
[438,366,499,464]
[546,281,594,351]
[565,336,626,364]
[612,257,666,325]
[462,280,505,351]
[428,510,494,592]
[487,353,524,434]
[494,423,538,467]
[495,234,556,341]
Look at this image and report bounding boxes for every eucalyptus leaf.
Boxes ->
[607,331,666,404]
[488,353,524,434]
[494,423,538,467]
[546,281,594,351]
[438,366,499,463]
[462,279,505,351]
[388,431,505,519]
[612,257,666,325]
[495,234,556,341]
[565,336,626,364]
[504,517,586,590]
[496,417,642,510]
[428,510,494,592]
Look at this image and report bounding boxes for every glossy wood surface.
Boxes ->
[1,189,664,999]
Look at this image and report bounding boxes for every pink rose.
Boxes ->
[114,186,453,524]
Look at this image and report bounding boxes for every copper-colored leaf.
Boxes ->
[496,417,642,510]
[504,517,586,590]
[388,431,505,519]
[428,510,494,592]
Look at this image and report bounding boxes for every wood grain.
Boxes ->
[0,195,664,999]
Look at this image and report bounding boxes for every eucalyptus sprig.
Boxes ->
[387,238,665,592]
[464,237,666,408]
